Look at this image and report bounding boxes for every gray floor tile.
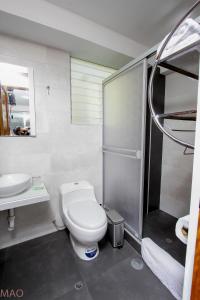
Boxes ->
[143,210,186,265]
[0,230,177,300]
[55,284,93,300]
[87,256,175,300]
[0,231,82,300]
[73,238,135,282]
[0,248,7,263]
[2,230,68,264]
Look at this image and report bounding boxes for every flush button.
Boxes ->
[74,182,79,185]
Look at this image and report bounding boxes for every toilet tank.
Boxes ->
[60,181,96,207]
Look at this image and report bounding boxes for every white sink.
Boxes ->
[0,174,32,198]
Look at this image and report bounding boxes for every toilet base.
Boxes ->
[70,234,99,261]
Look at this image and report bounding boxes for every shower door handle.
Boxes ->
[102,146,141,159]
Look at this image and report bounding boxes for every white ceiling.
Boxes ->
[0,11,132,69]
[46,0,198,47]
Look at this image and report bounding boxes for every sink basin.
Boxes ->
[0,174,32,198]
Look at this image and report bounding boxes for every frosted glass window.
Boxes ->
[71,58,115,125]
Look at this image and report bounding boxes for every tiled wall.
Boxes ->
[0,35,102,248]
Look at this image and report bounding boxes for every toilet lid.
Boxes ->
[68,201,106,229]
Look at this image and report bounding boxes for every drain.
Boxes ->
[131,258,144,270]
[74,281,84,290]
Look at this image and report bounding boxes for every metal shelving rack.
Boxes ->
[159,39,200,80]
[148,0,200,149]
[159,109,197,121]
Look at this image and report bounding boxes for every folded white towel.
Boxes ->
[142,238,184,300]
[175,215,189,245]
[157,18,200,59]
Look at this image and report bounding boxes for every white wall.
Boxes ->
[160,72,198,218]
[0,35,103,248]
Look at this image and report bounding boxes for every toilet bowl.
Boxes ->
[60,181,107,261]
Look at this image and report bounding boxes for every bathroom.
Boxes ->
[0,1,200,299]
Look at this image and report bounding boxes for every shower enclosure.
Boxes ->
[103,59,147,239]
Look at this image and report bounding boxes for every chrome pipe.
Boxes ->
[148,0,200,150]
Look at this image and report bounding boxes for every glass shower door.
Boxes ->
[103,59,147,238]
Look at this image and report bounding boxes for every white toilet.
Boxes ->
[60,181,107,261]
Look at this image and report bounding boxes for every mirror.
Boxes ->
[0,62,35,136]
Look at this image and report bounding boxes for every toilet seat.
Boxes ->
[68,200,106,230]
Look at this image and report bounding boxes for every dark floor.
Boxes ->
[143,209,187,266]
[0,230,175,300]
